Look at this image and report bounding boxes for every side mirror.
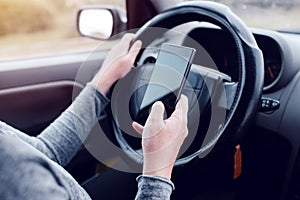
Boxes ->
[77,7,127,40]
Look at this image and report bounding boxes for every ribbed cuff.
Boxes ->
[136,175,175,190]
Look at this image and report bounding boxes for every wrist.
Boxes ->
[91,75,114,96]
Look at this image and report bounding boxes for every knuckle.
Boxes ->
[184,128,188,136]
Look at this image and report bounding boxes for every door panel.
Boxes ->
[0,51,107,89]
[0,50,107,134]
[0,50,108,182]
[0,81,83,135]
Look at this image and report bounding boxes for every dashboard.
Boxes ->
[184,27,285,91]
[184,27,300,94]
[254,34,282,89]
[140,25,300,93]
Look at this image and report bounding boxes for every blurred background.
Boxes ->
[0,0,299,60]
[0,0,124,59]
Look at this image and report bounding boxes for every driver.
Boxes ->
[0,33,189,200]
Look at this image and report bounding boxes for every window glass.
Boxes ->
[0,0,125,60]
[187,0,300,32]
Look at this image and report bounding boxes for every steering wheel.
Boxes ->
[110,1,264,166]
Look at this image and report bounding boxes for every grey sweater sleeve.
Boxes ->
[0,84,109,166]
[0,83,176,199]
[0,134,91,200]
[135,175,175,200]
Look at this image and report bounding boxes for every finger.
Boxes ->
[121,33,135,42]
[117,33,135,53]
[128,40,142,62]
[147,101,165,124]
[118,40,141,79]
[121,33,134,43]
[132,122,144,135]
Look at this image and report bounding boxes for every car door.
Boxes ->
[0,50,107,136]
[0,0,126,183]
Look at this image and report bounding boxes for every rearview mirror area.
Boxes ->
[77,7,127,40]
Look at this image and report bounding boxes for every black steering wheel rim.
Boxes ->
[112,1,264,165]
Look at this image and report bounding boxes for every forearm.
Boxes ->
[135,175,174,200]
[0,134,92,200]
[0,84,109,166]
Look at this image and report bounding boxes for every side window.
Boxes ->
[0,0,125,60]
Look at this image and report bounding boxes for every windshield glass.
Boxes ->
[187,0,300,32]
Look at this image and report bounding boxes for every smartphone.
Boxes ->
[138,43,196,118]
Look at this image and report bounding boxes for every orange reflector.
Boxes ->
[234,145,242,179]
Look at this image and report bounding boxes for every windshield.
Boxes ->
[187,0,300,32]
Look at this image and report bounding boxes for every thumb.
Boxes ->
[147,101,165,125]
[132,122,144,135]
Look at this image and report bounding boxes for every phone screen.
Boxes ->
[139,43,195,114]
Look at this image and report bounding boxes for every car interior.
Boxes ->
[0,0,300,199]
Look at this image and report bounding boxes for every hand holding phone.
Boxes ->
[138,43,196,120]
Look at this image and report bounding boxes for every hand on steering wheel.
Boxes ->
[91,33,142,96]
